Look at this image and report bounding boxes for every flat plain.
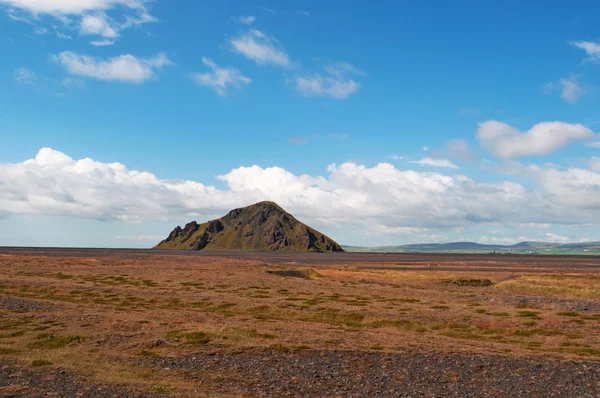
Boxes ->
[0,248,599,397]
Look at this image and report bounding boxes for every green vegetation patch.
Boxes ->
[444,279,493,287]
[27,334,84,349]
[31,360,52,367]
[517,311,542,319]
[266,268,323,280]
[167,330,210,345]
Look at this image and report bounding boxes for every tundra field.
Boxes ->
[0,249,599,397]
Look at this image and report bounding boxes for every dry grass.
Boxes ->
[496,275,600,298]
[0,251,598,395]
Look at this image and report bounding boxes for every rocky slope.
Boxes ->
[153,202,343,252]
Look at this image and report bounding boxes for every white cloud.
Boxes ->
[0,0,156,44]
[537,166,600,209]
[543,232,571,244]
[295,62,363,99]
[0,0,148,14]
[586,141,600,148]
[519,223,551,229]
[295,75,359,99]
[230,29,290,67]
[90,39,115,46]
[80,13,118,38]
[412,157,459,169]
[324,62,366,78]
[56,31,72,39]
[422,146,429,151]
[543,76,585,103]
[52,51,172,83]
[33,26,48,35]
[589,157,600,172]
[190,57,251,96]
[5,148,600,236]
[569,40,600,63]
[232,15,256,25]
[559,76,583,103]
[387,155,404,161]
[479,233,586,245]
[371,226,428,235]
[5,7,32,23]
[13,67,36,85]
[477,120,594,158]
[478,236,529,245]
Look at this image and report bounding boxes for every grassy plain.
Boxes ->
[0,250,598,396]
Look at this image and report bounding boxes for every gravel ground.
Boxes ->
[0,298,55,312]
[477,295,600,312]
[127,348,600,397]
[0,361,166,398]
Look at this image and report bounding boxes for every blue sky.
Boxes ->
[1,0,600,248]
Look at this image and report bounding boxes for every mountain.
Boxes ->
[344,241,600,254]
[153,201,343,252]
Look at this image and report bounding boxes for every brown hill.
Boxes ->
[153,201,343,252]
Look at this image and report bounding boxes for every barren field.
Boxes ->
[0,249,599,397]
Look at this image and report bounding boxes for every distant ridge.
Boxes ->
[344,241,600,254]
[154,201,343,253]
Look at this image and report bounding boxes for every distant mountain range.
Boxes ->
[343,241,600,254]
[154,201,343,252]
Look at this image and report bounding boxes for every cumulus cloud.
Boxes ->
[6,147,600,234]
[230,29,290,67]
[0,0,156,45]
[477,120,594,158]
[0,0,147,14]
[586,142,600,149]
[570,40,600,63]
[52,51,171,83]
[411,158,459,169]
[80,13,118,39]
[190,57,251,96]
[295,62,363,99]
